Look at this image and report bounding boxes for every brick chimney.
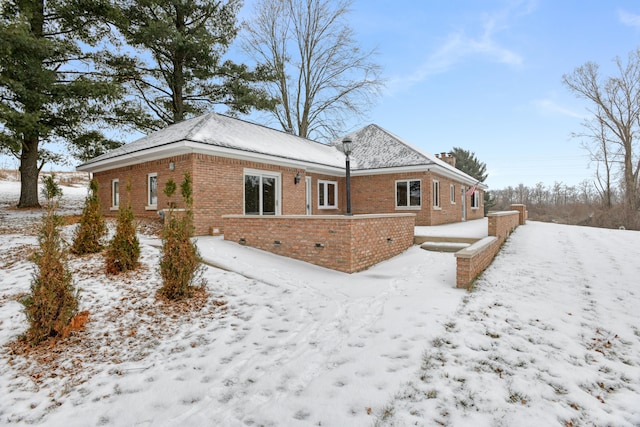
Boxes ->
[436,152,456,168]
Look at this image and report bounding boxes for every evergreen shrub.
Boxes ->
[71,179,107,255]
[105,187,140,274]
[159,173,203,299]
[22,175,79,345]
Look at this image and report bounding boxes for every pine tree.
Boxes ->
[450,147,491,214]
[0,0,123,208]
[451,147,488,183]
[159,173,203,300]
[22,175,78,345]
[71,179,107,255]
[105,187,140,275]
[69,0,275,133]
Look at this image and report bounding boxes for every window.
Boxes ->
[111,179,119,209]
[432,180,441,208]
[318,180,338,209]
[244,169,280,215]
[471,190,480,209]
[147,173,158,208]
[450,184,456,204]
[396,179,421,208]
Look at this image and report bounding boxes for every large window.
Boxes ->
[318,180,338,209]
[432,180,441,208]
[396,179,421,208]
[244,170,280,215]
[111,179,119,209]
[147,173,157,208]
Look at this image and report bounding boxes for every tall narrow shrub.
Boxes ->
[159,173,202,300]
[105,187,140,275]
[22,175,78,345]
[71,179,107,255]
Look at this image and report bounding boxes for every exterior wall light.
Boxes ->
[294,172,301,185]
[169,161,175,171]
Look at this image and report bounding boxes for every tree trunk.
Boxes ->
[18,138,41,208]
[172,6,185,124]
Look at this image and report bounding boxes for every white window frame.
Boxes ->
[110,179,119,211]
[243,168,281,215]
[318,179,338,209]
[471,190,480,209]
[432,180,441,209]
[450,184,456,204]
[146,172,158,210]
[395,179,421,209]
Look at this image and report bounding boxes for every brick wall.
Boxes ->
[349,171,483,226]
[509,204,528,225]
[93,155,194,222]
[455,209,521,288]
[93,153,308,235]
[92,151,483,235]
[223,214,415,273]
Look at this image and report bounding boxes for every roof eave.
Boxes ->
[352,163,487,188]
[76,140,346,175]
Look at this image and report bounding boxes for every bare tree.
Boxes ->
[242,0,383,140]
[573,108,619,208]
[563,50,640,211]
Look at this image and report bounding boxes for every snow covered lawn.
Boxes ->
[1,179,639,426]
[379,222,640,426]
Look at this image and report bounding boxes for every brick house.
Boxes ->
[77,113,486,237]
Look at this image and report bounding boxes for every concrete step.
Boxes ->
[420,241,471,253]
[414,236,479,245]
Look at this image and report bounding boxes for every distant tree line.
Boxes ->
[490,180,638,230]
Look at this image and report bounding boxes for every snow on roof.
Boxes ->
[78,113,483,187]
[78,113,346,170]
[332,124,432,169]
[333,124,482,185]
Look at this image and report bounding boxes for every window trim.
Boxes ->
[318,179,338,209]
[471,189,480,209]
[395,179,422,210]
[432,180,441,209]
[146,172,158,210]
[243,168,281,216]
[110,179,119,211]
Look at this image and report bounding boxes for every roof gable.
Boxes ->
[332,124,433,169]
[333,124,483,185]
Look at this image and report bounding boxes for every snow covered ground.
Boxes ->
[1,178,639,426]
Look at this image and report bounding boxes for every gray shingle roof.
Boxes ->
[78,113,482,186]
[332,124,434,169]
[332,124,483,185]
[78,113,346,170]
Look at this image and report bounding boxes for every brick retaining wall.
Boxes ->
[455,209,522,288]
[223,214,415,273]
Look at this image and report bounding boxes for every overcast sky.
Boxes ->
[5,0,640,191]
